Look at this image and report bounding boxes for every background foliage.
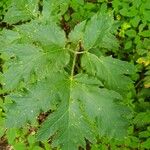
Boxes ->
[0,0,150,150]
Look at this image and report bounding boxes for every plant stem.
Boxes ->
[70,41,84,79]
[68,49,85,54]
[71,50,78,78]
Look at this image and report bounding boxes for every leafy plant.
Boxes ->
[0,0,11,21]
[0,0,137,150]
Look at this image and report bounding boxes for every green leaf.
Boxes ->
[100,32,119,51]
[83,13,118,50]
[139,30,150,37]
[119,8,129,16]
[130,16,140,27]
[2,22,69,90]
[6,128,17,144]
[2,44,47,90]
[42,0,69,21]
[3,44,69,90]
[126,29,137,37]
[134,112,150,126]
[0,110,5,138]
[37,74,129,150]
[0,30,20,49]
[16,21,66,47]
[141,138,150,149]
[81,52,135,96]
[68,20,86,43]
[13,143,26,150]
[5,72,66,127]
[74,73,103,86]
[125,40,132,50]
[139,131,150,138]
[3,0,39,24]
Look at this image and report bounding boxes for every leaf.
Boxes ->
[42,0,69,21]
[16,21,66,47]
[139,30,150,37]
[137,55,150,88]
[100,32,119,50]
[0,107,5,138]
[133,112,150,126]
[141,138,150,149]
[6,128,17,144]
[73,75,129,138]
[83,13,118,50]
[74,73,103,86]
[130,16,140,27]
[0,30,20,49]
[126,29,137,37]
[1,21,69,90]
[139,131,150,138]
[2,44,46,90]
[3,0,39,24]
[5,72,67,127]
[81,52,135,96]
[37,74,129,150]
[68,20,86,43]
[2,44,69,90]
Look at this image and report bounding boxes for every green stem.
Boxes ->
[71,50,78,79]
[68,49,85,54]
[70,41,85,79]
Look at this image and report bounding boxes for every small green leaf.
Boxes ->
[126,29,137,37]
[139,30,150,37]
[141,138,150,149]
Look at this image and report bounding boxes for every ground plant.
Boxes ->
[0,0,150,150]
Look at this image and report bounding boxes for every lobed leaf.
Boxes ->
[83,13,118,50]
[5,72,68,127]
[81,52,135,96]
[3,0,39,24]
[37,74,129,150]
